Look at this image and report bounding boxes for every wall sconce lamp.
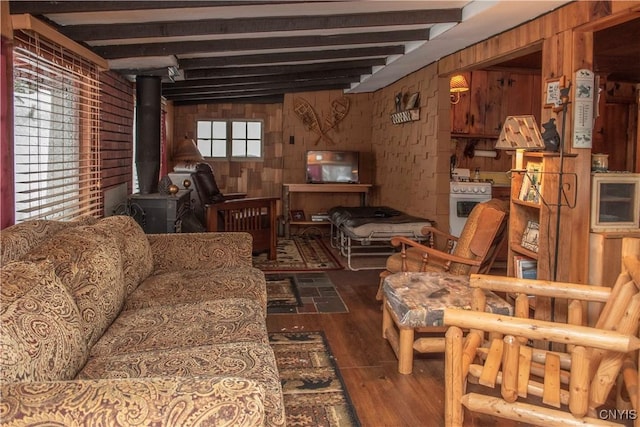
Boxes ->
[449,74,470,104]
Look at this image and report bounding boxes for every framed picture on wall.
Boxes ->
[544,76,565,108]
[405,92,420,110]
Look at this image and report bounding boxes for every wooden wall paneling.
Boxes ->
[569,29,595,286]
[172,102,284,207]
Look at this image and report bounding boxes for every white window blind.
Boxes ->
[13,30,101,222]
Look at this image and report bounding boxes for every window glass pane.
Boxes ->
[212,140,227,157]
[197,121,211,139]
[212,121,226,138]
[232,121,246,138]
[247,122,261,139]
[197,140,212,157]
[231,140,246,157]
[246,140,261,157]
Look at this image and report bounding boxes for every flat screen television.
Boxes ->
[305,150,359,184]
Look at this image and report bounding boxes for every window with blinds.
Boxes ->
[13,30,101,222]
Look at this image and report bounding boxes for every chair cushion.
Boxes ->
[89,216,154,296]
[1,261,88,383]
[22,227,126,347]
[449,198,508,275]
[383,271,512,328]
[0,217,96,265]
[125,267,267,315]
[193,163,225,204]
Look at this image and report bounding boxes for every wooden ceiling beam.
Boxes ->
[165,81,351,102]
[162,76,357,96]
[8,1,302,14]
[173,94,285,106]
[178,46,403,70]
[95,28,430,59]
[184,59,382,79]
[161,69,370,89]
[61,9,460,41]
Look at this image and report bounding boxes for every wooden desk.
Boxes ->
[282,183,372,238]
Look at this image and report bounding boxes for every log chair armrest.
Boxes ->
[390,236,483,267]
[443,308,640,353]
[147,232,254,272]
[1,377,265,426]
[469,274,612,303]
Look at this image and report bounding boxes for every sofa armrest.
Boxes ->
[147,232,254,273]
[1,377,265,426]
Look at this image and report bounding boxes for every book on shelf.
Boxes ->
[518,161,543,203]
[514,255,537,280]
[520,220,540,253]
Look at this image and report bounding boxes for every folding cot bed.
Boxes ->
[328,206,434,270]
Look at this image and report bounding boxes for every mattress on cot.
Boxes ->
[328,206,433,238]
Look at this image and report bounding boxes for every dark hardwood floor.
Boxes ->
[266,245,520,427]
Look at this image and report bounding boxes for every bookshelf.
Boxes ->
[507,152,577,280]
[507,152,577,322]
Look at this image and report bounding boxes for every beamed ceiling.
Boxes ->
[9,1,578,105]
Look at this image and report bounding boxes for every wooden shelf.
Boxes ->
[510,243,539,259]
[511,198,541,209]
[290,220,329,226]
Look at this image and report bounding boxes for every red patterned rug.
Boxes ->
[253,236,343,272]
[269,331,360,427]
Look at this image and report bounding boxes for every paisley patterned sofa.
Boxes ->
[0,215,284,426]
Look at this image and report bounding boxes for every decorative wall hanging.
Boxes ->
[293,96,350,145]
[572,69,595,149]
[544,76,564,108]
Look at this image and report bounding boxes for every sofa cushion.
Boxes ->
[125,267,267,315]
[90,216,154,296]
[0,261,87,383]
[91,298,267,357]
[0,217,96,265]
[79,342,285,427]
[1,377,266,427]
[22,226,125,347]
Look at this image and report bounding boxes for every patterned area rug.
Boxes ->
[269,331,360,427]
[266,274,303,313]
[254,236,343,272]
[266,273,348,314]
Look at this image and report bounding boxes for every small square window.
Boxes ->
[196,120,263,160]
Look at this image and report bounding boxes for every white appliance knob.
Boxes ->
[473,187,479,193]
[480,187,486,193]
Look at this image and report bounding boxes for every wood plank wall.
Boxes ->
[99,71,135,195]
[369,63,449,228]
[281,90,374,218]
[438,0,640,283]
[171,102,284,202]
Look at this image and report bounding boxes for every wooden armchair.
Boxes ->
[205,196,278,260]
[377,198,508,300]
[191,162,278,260]
[443,255,640,426]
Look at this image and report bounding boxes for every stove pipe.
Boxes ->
[135,75,161,194]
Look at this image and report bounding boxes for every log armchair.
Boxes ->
[190,162,278,260]
[376,198,509,300]
[443,254,640,427]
